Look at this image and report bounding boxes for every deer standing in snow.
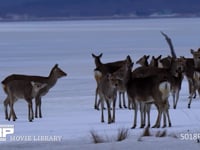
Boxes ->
[2,64,67,118]
[110,68,171,128]
[2,80,47,122]
[92,53,132,109]
[187,48,200,108]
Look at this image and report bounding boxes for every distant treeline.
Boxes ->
[0,0,200,20]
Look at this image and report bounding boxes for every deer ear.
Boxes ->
[92,53,96,58]
[99,53,103,58]
[54,64,58,68]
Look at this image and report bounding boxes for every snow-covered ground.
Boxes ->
[0,18,200,149]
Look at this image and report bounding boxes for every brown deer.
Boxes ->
[159,57,185,109]
[131,57,185,127]
[187,48,200,108]
[177,56,196,109]
[2,64,67,118]
[97,73,117,124]
[110,69,171,128]
[92,53,132,109]
[136,55,162,126]
[2,80,47,122]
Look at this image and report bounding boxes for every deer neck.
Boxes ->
[95,58,103,68]
[47,71,58,87]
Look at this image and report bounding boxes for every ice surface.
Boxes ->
[0,18,200,149]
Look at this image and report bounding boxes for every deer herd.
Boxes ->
[2,34,200,131]
[92,48,200,129]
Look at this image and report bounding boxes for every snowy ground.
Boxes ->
[0,18,200,149]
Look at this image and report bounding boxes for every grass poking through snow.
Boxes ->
[116,128,129,142]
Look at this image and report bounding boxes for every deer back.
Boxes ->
[4,80,46,100]
[92,53,132,76]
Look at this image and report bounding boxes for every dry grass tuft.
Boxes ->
[138,127,152,142]
[116,128,129,142]
[155,130,167,137]
[90,130,105,144]
[142,127,151,137]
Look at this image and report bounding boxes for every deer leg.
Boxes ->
[198,88,200,98]
[100,98,104,123]
[128,97,132,109]
[35,97,39,118]
[146,104,151,127]
[12,109,17,120]
[98,98,105,110]
[112,98,116,123]
[188,85,195,108]
[38,99,42,118]
[106,100,112,124]
[9,102,15,121]
[172,91,176,109]
[94,87,99,110]
[163,100,171,127]
[119,92,122,108]
[152,105,161,128]
[162,111,167,128]
[139,102,145,128]
[4,97,9,120]
[174,90,180,109]
[122,92,127,108]
[28,101,34,122]
[167,109,172,127]
[35,96,42,118]
[131,101,137,129]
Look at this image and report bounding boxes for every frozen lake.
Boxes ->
[0,18,200,149]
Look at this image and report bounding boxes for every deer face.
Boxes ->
[92,53,103,67]
[107,74,120,88]
[52,64,67,78]
[150,55,162,67]
[136,55,149,67]
[191,49,200,69]
[171,58,185,77]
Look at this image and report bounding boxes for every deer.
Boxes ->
[110,67,172,128]
[110,58,134,110]
[97,56,133,124]
[160,31,187,109]
[130,57,185,127]
[159,57,185,109]
[134,57,185,110]
[134,54,163,127]
[92,53,132,109]
[2,80,47,122]
[97,73,117,124]
[187,48,200,108]
[2,64,67,118]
